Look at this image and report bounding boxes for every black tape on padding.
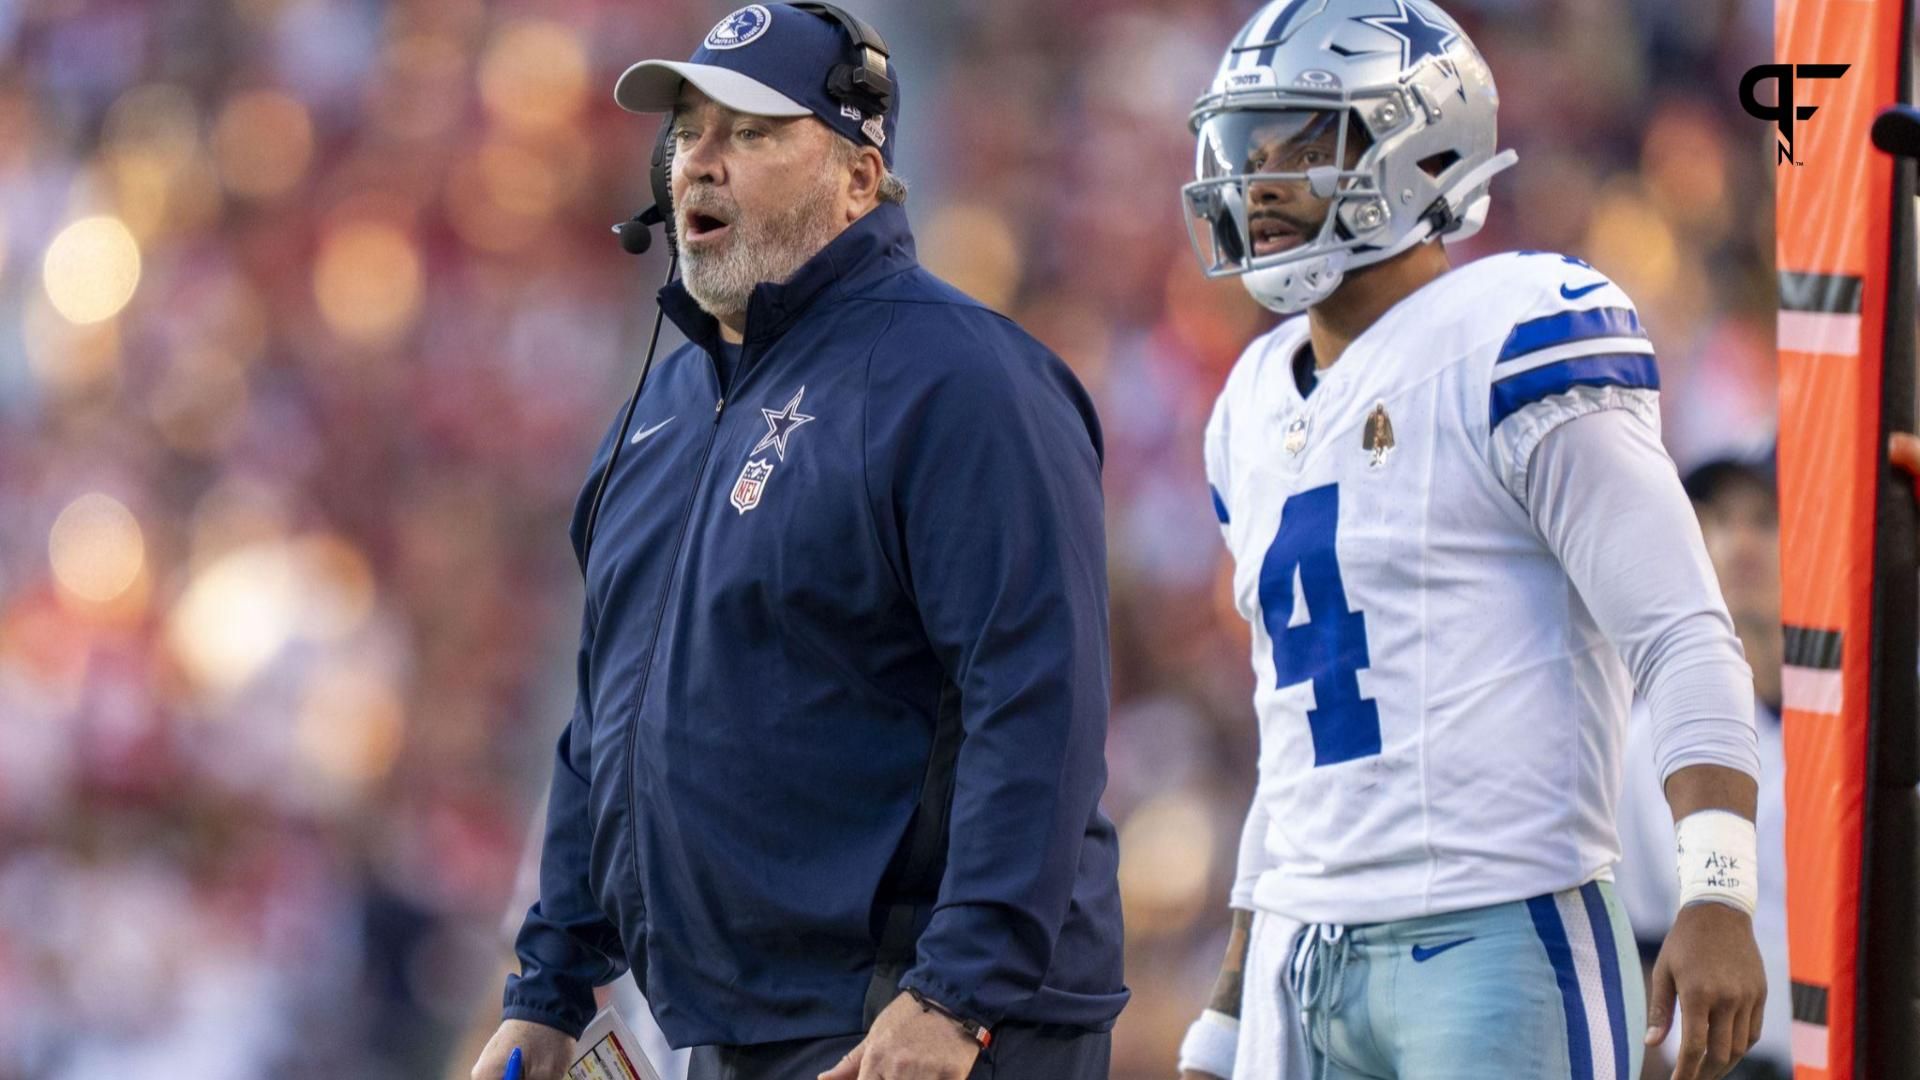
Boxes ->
[1779,270,1866,314]
[1784,624,1846,670]
[1793,979,1833,1026]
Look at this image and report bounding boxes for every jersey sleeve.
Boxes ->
[1526,410,1760,783]
[1482,258,1662,503]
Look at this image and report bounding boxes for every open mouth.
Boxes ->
[1250,216,1304,256]
[682,209,733,245]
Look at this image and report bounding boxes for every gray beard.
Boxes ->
[679,173,842,324]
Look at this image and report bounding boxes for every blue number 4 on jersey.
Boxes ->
[1259,483,1382,766]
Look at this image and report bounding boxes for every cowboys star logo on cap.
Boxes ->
[706,5,773,50]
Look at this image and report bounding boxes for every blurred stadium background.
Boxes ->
[0,0,1775,1076]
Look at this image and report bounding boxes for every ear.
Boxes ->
[843,143,883,220]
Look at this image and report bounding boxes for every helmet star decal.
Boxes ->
[1355,0,1458,70]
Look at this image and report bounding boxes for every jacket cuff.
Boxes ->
[502,979,594,1041]
[896,969,996,1030]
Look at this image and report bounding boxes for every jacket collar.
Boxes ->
[659,202,917,357]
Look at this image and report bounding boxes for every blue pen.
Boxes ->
[504,1046,524,1080]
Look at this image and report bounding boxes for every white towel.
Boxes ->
[1234,911,1313,1080]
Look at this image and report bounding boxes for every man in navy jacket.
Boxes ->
[469,7,1125,1079]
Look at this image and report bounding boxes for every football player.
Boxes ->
[1172,3,1766,1079]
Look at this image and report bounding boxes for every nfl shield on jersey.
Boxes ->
[1205,250,1660,925]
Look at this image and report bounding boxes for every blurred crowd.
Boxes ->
[0,0,1774,1077]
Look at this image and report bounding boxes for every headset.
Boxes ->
[793,2,894,120]
[584,2,894,567]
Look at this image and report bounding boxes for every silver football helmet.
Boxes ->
[1182,0,1518,314]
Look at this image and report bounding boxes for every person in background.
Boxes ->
[1614,454,1790,1080]
[1891,432,1920,489]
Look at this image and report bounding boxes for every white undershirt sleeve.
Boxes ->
[1523,409,1761,783]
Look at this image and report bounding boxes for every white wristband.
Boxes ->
[1177,1008,1239,1078]
[1675,809,1758,916]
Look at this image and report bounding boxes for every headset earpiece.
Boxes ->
[792,2,893,119]
[650,121,676,253]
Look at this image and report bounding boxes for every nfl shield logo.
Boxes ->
[731,458,774,513]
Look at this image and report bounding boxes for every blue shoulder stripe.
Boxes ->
[1211,484,1231,525]
[1489,353,1659,428]
[1498,306,1646,364]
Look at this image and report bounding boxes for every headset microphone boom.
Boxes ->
[584,123,677,567]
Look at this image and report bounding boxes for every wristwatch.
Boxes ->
[904,987,993,1049]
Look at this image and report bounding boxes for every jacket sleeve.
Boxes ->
[500,612,631,1038]
[868,320,1113,1028]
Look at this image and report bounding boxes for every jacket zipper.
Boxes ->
[623,346,746,901]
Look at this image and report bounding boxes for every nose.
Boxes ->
[1249,176,1303,205]
[675,128,727,189]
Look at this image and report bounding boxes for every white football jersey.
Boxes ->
[1206,250,1666,925]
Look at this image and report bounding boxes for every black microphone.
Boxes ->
[613,205,668,255]
[1872,105,1920,160]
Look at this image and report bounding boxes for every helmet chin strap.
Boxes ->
[1240,148,1518,315]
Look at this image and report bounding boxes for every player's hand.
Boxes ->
[1645,901,1766,1080]
[1891,433,1920,500]
[818,992,981,1080]
[471,1018,575,1080]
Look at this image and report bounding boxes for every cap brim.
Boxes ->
[613,60,811,117]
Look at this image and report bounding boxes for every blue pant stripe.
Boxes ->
[1580,883,1631,1080]
[1528,894,1595,1080]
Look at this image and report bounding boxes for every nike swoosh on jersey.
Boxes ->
[1559,280,1607,300]
[630,416,676,445]
[1410,937,1475,962]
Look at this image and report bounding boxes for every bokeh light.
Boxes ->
[166,541,301,694]
[95,82,225,239]
[212,89,314,199]
[22,292,122,396]
[368,32,470,141]
[1116,790,1215,937]
[42,216,142,324]
[48,493,146,606]
[150,345,250,456]
[296,664,406,789]
[921,204,1023,310]
[290,533,378,641]
[1642,101,1731,236]
[313,219,423,345]
[477,19,587,133]
[1586,181,1681,296]
[101,83,199,172]
[165,534,380,695]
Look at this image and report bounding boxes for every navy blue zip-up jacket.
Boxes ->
[502,203,1127,1047]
